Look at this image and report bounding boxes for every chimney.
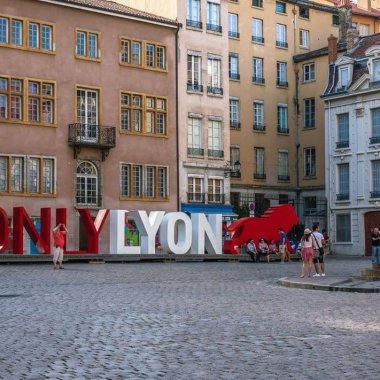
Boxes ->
[346,28,360,50]
[328,34,338,63]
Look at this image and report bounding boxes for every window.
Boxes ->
[277,62,287,86]
[229,53,239,80]
[254,147,265,179]
[76,30,100,59]
[228,13,239,38]
[299,6,309,19]
[0,155,55,195]
[303,98,315,128]
[131,41,142,65]
[187,117,203,155]
[337,113,349,149]
[304,147,316,177]
[207,2,222,33]
[304,196,317,215]
[370,108,380,144]
[278,150,289,180]
[371,160,380,198]
[207,57,223,95]
[252,0,263,7]
[299,29,309,48]
[253,100,265,131]
[187,54,202,92]
[337,163,349,200]
[120,92,167,136]
[0,76,55,124]
[373,59,380,83]
[332,15,340,26]
[229,98,240,129]
[230,146,240,177]
[277,104,288,133]
[76,161,99,205]
[145,43,166,70]
[187,0,202,28]
[120,163,168,200]
[208,178,223,203]
[303,63,315,82]
[339,67,349,88]
[208,119,223,157]
[0,15,54,52]
[77,88,98,141]
[336,214,351,242]
[251,18,264,43]
[276,2,286,13]
[252,57,264,84]
[188,176,204,202]
[276,24,287,48]
[358,24,369,36]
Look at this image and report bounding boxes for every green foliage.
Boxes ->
[233,203,250,218]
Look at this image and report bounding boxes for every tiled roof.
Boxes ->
[39,0,180,27]
[326,0,380,17]
[346,33,380,58]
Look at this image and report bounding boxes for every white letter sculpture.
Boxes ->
[110,210,140,254]
[191,213,222,255]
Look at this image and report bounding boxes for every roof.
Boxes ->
[326,0,380,17]
[322,33,380,97]
[285,0,338,13]
[38,0,180,27]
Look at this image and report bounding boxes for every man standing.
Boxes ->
[53,223,67,269]
[312,224,325,277]
[278,227,287,263]
[371,227,380,263]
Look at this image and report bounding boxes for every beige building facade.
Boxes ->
[0,0,179,253]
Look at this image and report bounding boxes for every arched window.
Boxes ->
[76,161,99,205]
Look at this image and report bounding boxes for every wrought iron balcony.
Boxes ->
[187,82,203,93]
[208,149,224,158]
[230,121,241,130]
[370,136,380,144]
[370,191,380,198]
[76,194,102,207]
[186,19,202,29]
[251,36,264,44]
[336,141,349,149]
[208,193,225,204]
[206,23,222,33]
[278,175,290,181]
[229,72,240,80]
[254,173,266,180]
[253,123,265,131]
[187,147,204,156]
[252,76,265,84]
[276,80,288,87]
[207,86,223,95]
[68,123,116,161]
[228,31,240,39]
[336,193,349,201]
[277,127,289,134]
[276,41,288,48]
[187,192,205,203]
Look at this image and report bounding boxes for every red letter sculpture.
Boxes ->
[0,208,9,253]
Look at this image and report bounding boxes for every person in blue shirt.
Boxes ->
[278,227,287,263]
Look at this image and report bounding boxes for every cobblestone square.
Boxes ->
[0,257,379,380]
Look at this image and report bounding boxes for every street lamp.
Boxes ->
[224,160,241,177]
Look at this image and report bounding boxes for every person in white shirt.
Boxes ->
[311,224,325,277]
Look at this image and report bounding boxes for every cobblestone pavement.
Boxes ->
[0,257,379,380]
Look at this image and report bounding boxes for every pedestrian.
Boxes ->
[371,227,380,263]
[52,223,67,269]
[278,227,287,263]
[246,239,258,262]
[322,228,330,255]
[257,238,270,263]
[311,224,326,277]
[300,228,316,278]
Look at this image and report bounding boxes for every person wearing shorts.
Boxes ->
[300,228,316,278]
[53,223,67,269]
[312,224,325,277]
[278,227,287,263]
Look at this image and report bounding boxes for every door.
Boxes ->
[364,211,380,256]
[76,88,98,142]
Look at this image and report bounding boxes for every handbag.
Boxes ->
[312,233,324,256]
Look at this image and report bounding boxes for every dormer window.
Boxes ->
[373,59,380,83]
[340,67,349,88]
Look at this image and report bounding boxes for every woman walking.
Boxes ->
[300,228,316,278]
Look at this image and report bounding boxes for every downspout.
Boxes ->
[175,24,180,212]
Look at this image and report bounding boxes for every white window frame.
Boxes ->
[303,62,315,82]
[299,29,309,48]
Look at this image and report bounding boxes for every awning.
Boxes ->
[181,203,237,218]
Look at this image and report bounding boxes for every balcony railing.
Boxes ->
[276,41,288,48]
[187,147,204,156]
[252,76,265,84]
[336,193,349,201]
[370,136,380,144]
[336,141,349,149]
[277,127,289,134]
[207,23,222,33]
[76,194,102,207]
[277,79,288,87]
[251,35,264,44]
[230,121,241,130]
[186,19,202,29]
[254,173,266,180]
[253,123,265,131]
[278,175,290,181]
[187,82,203,93]
[188,192,205,203]
[229,72,240,80]
[230,170,241,178]
[207,86,223,95]
[208,193,225,204]
[68,123,116,161]
[370,191,380,198]
[208,149,224,158]
[228,31,240,38]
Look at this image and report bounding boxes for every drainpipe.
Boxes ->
[175,24,180,212]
